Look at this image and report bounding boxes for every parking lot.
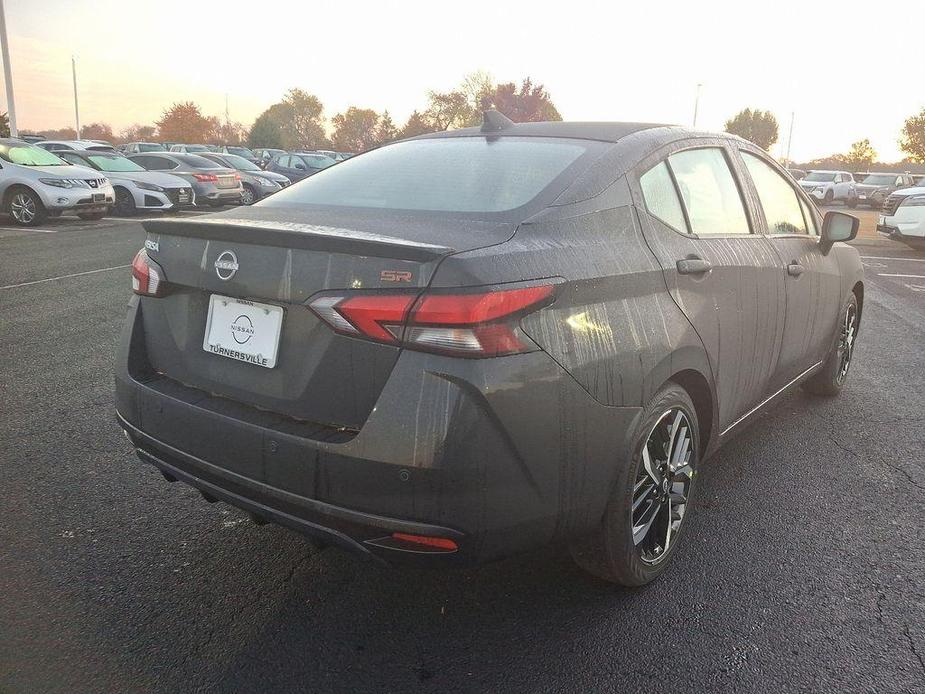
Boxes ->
[1,212,924,693]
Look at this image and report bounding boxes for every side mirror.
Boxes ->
[294,163,306,170]
[820,211,858,254]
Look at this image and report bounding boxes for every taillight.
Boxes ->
[309,284,555,357]
[131,249,166,297]
[234,173,241,181]
[192,173,218,182]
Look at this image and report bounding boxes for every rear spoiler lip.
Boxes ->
[141,217,456,262]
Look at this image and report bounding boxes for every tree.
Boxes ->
[376,110,398,145]
[331,107,382,153]
[460,70,495,124]
[211,121,246,145]
[156,102,216,143]
[844,139,877,170]
[397,110,436,139]
[0,112,8,138]
[724,108,779,151]
[483,78,562,122]
[248,106,286,149]
[423,90,472,131]
[281,88,329,150]
[118,124,157,143]
[80,122,114,142]
[38,126,78,140]
[899,108,925,163]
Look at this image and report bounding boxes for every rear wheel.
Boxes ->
[8,188,47,227]
[241,185,257,205]
[113,187,137,216]
[570,383,699,586]
[802,293,859,396]
[824,189,834,204]
[847,196,858,209]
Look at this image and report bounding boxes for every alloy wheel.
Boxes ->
[836,303,857,385]
[632,408,695,565]
[11,193,36,224]
[241,187,255,205]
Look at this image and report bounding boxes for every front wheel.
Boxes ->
[802,293,859,396]
[240,185,257,205]
[570,383,699,586]
[823,190,834,204]
[846,196,858,209]
[113,187,137,216]
[8,188,47,227]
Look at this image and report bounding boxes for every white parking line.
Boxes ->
[0,264,130,291]
[861,256,925,262]
[878,273,925,279]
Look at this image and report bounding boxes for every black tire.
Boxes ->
[846,196,858,209]
[240,184,257,205]
[823,189,834,204]
[113,187,137,216]
[7,187,47,227]
[77,211,106,221]
[802,293,859,396]
[570,383,700,586]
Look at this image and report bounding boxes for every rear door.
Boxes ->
[736,148,844,389]
[635,143,786,433]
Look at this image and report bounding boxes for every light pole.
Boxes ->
[71,55,80,138]
[785,111,795,164]
[0,0,17,137]
[692,83,702,128]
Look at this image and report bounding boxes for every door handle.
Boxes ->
[787,263,805,277]
[676,257,712,275]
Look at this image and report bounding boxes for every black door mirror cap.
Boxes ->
[820,210,859,254]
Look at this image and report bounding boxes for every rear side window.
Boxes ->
[266,137,594,215]
[668,148,750,235]
[742,152,808,235]
[640,161,688,233]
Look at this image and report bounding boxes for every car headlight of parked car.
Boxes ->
[902,195,925,207]
[135,181,165,193]
[39,178,88,189]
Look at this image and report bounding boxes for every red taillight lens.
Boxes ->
[131,249,166,297]
[309,284,555,357]
[390,533,458,551]
[192,173,218,182]
[234,173,241,181]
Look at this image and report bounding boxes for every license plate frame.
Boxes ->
[202,294,284,369]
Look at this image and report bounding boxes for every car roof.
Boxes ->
[413,120,669,144]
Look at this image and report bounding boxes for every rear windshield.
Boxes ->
[175,154,223,169]
[226,147,255,158]
[137,143,164,152]
[266,137,594,214]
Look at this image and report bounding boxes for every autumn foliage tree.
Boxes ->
[247,89,329,150]
[156,102,216,143]
[899,108,925,163]
[724,108,779,151]
[331,107,385,152]
[80,122,115,142]
[845,139,877,169]
[118,123,157,143]
[483,78,562,123]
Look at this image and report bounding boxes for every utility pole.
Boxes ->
[692,83,702,128]
[71,55,80,138]
[0,0,17,137]
[225,92,230,126]
[785,112,795,164]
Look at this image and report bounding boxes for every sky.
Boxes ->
[2,0,923,162]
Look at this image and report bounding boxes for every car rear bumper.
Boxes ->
[114,297,642,565]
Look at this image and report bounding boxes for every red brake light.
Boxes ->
[131,249,166,297]
[390,533,458,551]
[192,173,218,182]
[309,284,554,357]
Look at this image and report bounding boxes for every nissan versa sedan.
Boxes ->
[116,113,863,585]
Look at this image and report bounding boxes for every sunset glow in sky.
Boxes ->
[4,0,923,161]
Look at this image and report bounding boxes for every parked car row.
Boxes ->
[789,168,925,209]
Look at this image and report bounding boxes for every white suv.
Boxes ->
[798,170,858,207]
[878,184,925,247]
[0,138,115,226]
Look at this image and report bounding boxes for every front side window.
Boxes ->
[667,148,750,235]
[742,152,808,235]
[640,161,688,233]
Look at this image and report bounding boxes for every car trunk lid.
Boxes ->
[137,208,515,429]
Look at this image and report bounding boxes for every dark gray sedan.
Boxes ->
[198,152,290,205]
[127,152,243,207]
[117,112,863,586]
[265,151,335,182]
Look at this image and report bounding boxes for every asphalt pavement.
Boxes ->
[1,215,924,693]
